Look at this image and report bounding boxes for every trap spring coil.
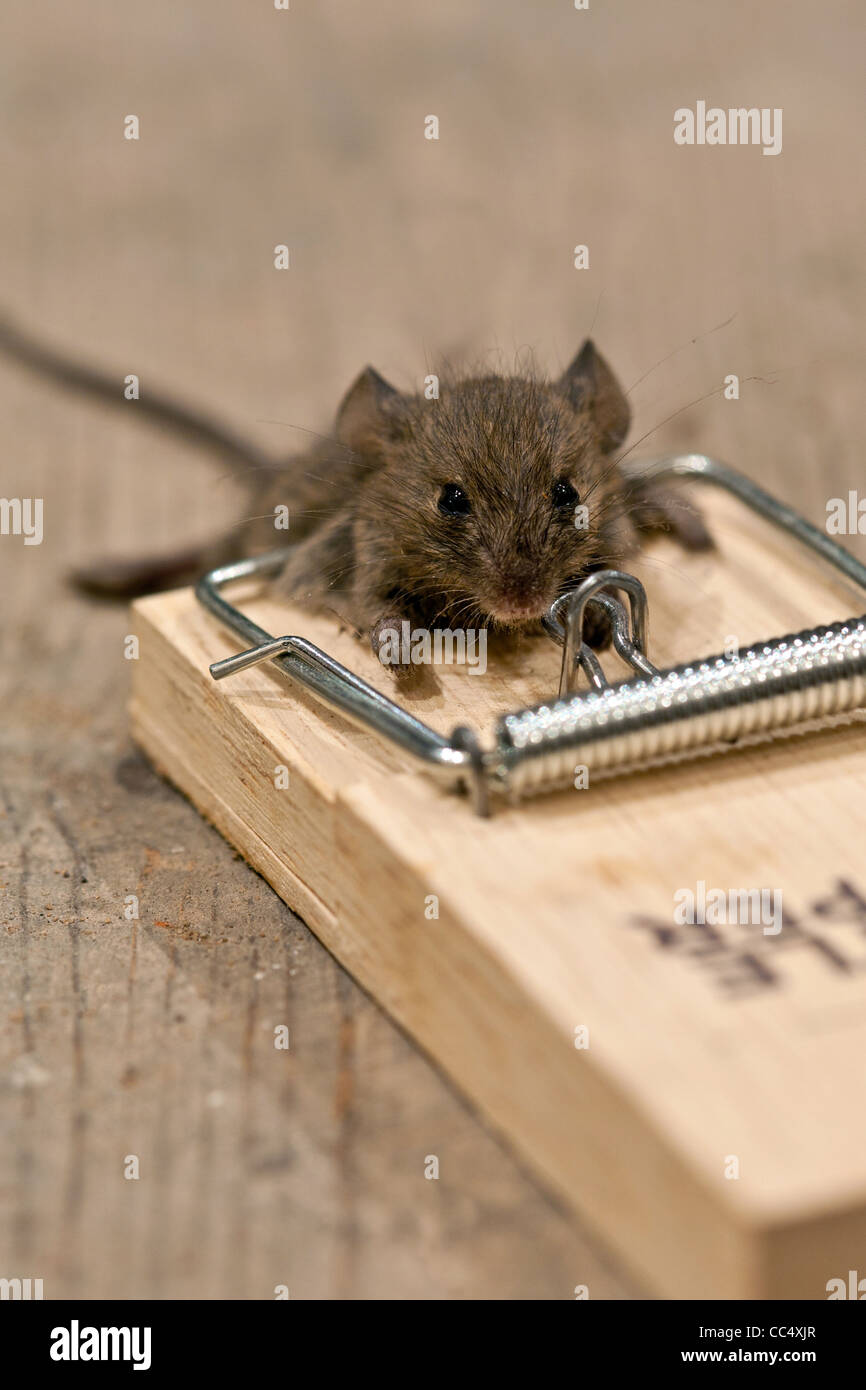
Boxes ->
[497,618,866,799]
[197,455,866,815]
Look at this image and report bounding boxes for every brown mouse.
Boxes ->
[0,318,711,674]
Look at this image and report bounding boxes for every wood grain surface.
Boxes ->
[1,0,864,1299]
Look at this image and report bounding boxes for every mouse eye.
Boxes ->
[552,478,579,509]
[438,483,471,517]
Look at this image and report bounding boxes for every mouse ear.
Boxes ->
[557,340,630,453]
[336,366,405,453]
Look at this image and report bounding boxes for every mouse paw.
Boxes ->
[627,479,714,552]
[582,601,614,651]
[369,613,414,678]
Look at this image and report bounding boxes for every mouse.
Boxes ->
[0,317,711,677]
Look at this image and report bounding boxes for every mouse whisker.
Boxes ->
[255,418,358,453]
[624,312,737,397]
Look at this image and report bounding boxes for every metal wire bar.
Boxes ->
[195,553,470,782]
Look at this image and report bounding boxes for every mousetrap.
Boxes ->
[130,455,866,1299]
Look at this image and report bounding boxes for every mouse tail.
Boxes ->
[69,535,246,599]
[0,313,276,482]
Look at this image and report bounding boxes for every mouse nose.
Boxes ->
[486,569,550,620]
[492,596,545,620]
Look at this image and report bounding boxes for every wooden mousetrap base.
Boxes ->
[130,488,866,1300]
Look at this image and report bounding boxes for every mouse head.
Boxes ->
[336,341,633,626]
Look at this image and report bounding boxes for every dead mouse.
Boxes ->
[0,317,711,676]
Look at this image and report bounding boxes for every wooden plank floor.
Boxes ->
[1,0,864,1299]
